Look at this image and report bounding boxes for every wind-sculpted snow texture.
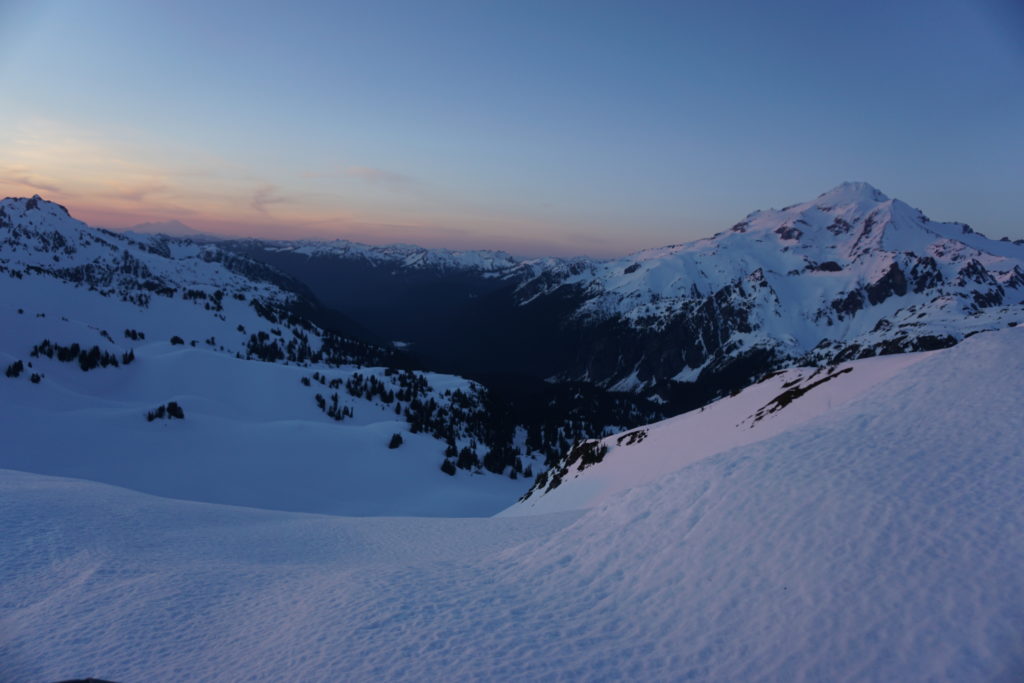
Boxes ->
[2,329,1022,681]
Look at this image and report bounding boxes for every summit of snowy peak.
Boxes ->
[1,195,85,236]
[815,181,890,206]
[1,194,73,217]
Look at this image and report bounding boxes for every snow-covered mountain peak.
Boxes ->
[496,183,1024,394]
[1,195,81,233]
[815,180,890,206]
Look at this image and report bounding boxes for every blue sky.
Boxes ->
[0,0,1021,255]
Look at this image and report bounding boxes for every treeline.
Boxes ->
[244,297,399,368]
[303,367,503,475]
[302,367,666,481]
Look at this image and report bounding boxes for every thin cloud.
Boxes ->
[250,184,289,214]
[0,173,62,194]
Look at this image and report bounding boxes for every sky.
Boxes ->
[0,0,1021,257]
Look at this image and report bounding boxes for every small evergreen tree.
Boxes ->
[388,433,404,449]
[457,447,478,470]
[5,360,24,378]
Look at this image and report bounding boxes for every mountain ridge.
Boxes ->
[0,194,663,491]
[207,182,1024,406]
[8,182,1021,409]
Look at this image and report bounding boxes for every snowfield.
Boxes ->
[3,328,1022,681]
[0,193,539,515]
[0,302,529,517]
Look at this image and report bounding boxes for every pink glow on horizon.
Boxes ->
[0,120,661,258]
[0,179,639,258]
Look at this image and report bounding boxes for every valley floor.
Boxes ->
[3,329,1023,681]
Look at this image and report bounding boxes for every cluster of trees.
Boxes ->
[314,391,354,421]
[302,367,533,477]
[239,299,396,368]
[30,339,134,371]
[514,384,664,468]
[124,328,145,341]
[246,330,285,362]
[298,366,665,481]
[5,360,24,378]
[244,297,401,368]
[523,439,610,500]
[359,370,501,473]
[146,401,185,421]
[182,288,226,312]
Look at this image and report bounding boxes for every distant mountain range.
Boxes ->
[0,194,656,503]
[2,184,1022,502]
[116,219,204,237]
[221,181,1024,409]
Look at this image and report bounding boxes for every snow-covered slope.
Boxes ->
[0,195,540,511]
[3,328,1022,681]
[0,322,529,516]
[510,182,1024,393]
[507,347,935,516]
[0,195,385,367]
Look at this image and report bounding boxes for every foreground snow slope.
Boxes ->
[507,347,933,515]
[3,328,1022,681]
